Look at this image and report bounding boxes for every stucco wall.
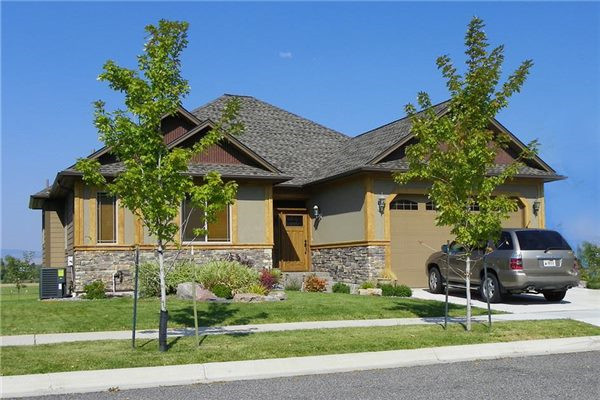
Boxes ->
[372,178,544,240]
[236,184,267,244]
[77,182,271,246]
[309,178,365,245]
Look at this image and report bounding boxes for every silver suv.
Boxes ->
[425,229,579,303]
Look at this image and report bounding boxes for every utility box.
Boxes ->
[39,268,67,299]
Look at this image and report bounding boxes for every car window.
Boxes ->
[496,232,514,250]
[515,230,571,251]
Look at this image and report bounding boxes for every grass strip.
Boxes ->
[0,289,496,335]
[2,320,598,376]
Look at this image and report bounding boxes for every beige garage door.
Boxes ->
[390,195,524,287]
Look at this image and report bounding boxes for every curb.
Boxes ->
[2,336,599,398]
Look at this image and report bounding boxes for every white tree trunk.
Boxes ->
[158,240,167,312]
[465,255,472,331]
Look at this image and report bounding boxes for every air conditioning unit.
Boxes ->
[39,268,67,299]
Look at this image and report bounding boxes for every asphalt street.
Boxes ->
[22,351,600,400]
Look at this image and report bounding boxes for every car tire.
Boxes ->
[428,267,444,294]
[480,273,503,303]
[542,290,566,302]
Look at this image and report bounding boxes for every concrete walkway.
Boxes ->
[0,312,582,347]
[2,335,599,398]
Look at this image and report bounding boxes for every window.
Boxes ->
[389,199,418,210]
[496,232,514,250]
[515,230,571,251]
[425,201,437,211]
[286,215,303,226]
[469,203,480,212]
[181,198,230,242]
[97,193,116,243]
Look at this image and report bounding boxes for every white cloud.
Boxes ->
[279,51,293,59]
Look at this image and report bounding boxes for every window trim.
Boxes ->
[180,201,232,244]
[96,192,117,244]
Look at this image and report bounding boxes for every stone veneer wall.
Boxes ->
[73,248,272,293]
[311,245,385,284]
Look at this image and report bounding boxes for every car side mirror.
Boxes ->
[441,244,449,253]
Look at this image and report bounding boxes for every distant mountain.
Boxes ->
[1,249,42,264]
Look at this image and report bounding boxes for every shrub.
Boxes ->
[379,283,412,297]
[332,282,350,294]
[211,284,233,299]
[84,280,106,299]
[165,261,196,292]
[285,278,302,291]
[244,283,268,296]
[196,260,259,294]
[259,268,277,289]
[269,268,282,284]
[304,275,327,292]
[587,280,600,289]
[138,262,161,298]
[360,281,376,289]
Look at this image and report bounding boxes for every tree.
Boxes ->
[76,20,242,351]
[394,17,538,330]
[2,252,39,293]
[577,242,600,286]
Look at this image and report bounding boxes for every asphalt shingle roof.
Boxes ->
[62,162,287,181]
[191,95,350,185]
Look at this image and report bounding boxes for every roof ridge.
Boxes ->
[350,99,450,140]
[191,94,350,140]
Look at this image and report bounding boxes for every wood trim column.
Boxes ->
[265,185,273,245]
[232,199,239,244]
[74,180,84,246]
[117,199,125,245]
[88,187,97,244]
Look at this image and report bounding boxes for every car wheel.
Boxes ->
[542,290,566,302]
[480,273,502,303]
[428,267,443,294]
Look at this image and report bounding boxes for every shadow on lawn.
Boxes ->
[169,302,270,327]
[384,299,468,318]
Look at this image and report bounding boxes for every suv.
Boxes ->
[425,229,579,303]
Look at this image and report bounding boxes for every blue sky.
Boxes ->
[2,1,599,252]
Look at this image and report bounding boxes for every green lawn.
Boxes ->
[0,286,496,335]
[2,320,598,376]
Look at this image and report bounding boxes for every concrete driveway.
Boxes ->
[412,287,600,326]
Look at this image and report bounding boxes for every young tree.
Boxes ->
[394,17,538,330]
[76,20,242,351]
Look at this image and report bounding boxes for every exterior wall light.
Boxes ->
[377,197,386,214]
[312,205,321,220]
[532,200,541,216]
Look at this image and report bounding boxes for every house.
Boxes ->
[29,95,562,293]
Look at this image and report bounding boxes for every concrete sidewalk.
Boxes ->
[0,312,574,347]
[2,335,599,398]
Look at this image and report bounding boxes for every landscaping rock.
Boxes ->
[176,282,218,301]
[233,293,265,303]
[358,288,382,296]
[268,291,287,301]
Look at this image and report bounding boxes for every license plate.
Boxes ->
[543,259,557,267]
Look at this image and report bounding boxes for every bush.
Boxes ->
[285,278,302,291]
[211,284,233,299]
[332,282,350,294]
[244,283,268,296]
[196,260,259,295]
[360,281,376,289]
[84,280,106,299]
[138,262,161,298]
[165,261,196,292]
[379,283,412,297]
[304,275,327,292]
[259,268,277,290]
[586,280,600,289]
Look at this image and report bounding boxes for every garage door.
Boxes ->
[390,195,524,287]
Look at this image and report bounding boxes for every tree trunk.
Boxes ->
[465,255,472,331]
[157,239,168,352]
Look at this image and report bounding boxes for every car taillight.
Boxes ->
[510,256,523,270]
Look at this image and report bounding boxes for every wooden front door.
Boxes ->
[276,211,310,271]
